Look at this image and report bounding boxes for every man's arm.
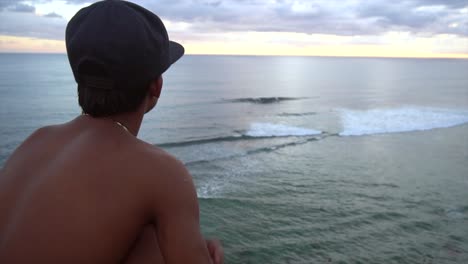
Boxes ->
[148,154,216,264]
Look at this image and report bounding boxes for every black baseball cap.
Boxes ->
[66,0,184,90]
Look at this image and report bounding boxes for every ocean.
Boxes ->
[0,53,467,263]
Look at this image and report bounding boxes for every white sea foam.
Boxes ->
[339,107,468,136]
[246,123,321,137]
[197,180,225,198]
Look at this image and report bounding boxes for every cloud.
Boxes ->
[6,3,35,13]
[412,0,468,8]
[0,1,73,40]
[0,0,16,10]
[64,0,94,3]
[356,1,468,36]
[135,0,468,37]
[44,12,62,18]
[0,0,467,46]
[0,11,66,40]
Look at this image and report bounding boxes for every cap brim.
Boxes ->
[169,41,184,65]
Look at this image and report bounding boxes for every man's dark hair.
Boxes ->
[77,61,151,117]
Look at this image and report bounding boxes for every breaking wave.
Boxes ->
[225,97,305,104]
[339,107,468,136]
[246,123,321,137]
[158,123,322,148]
[277,112,317,117]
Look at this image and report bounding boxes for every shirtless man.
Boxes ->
[0,0,223,263]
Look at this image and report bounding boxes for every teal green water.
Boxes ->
[197,126,468,263]
[1,54,468,263]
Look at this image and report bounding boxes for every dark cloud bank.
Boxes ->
[0,0,467,40]
[146,0,468,36]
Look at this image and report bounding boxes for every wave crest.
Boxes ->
[339,107,468,136]
[246,123,321,137]
[158,123,322,148]
[225,97,304,104]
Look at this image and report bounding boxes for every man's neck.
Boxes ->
[107,110,144,137]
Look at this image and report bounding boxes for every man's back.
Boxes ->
[1,1,223,263]
[0,117,172,262]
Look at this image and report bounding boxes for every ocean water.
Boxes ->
[1,54,468,263]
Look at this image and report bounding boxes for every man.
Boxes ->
[0,0,223,263]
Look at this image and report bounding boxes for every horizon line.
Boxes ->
[1,51,468,60]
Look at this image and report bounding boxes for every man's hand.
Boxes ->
[206,239,224,264]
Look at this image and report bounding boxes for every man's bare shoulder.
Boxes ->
[19,125,55,146]
[133,140,195,201]
[134,140,190,181]
[2,125,58,169]
[15,123,73,151]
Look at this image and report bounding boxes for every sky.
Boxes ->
[0,0,467,58]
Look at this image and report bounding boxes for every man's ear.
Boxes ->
[149,76,163,98]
